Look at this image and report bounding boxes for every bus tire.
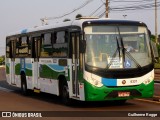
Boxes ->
[21,74,28,96]
[59,80,72,105]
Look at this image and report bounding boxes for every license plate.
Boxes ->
[118,92,130,97]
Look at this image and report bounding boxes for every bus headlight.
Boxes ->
[90,78,103,87]
[84,71,103,87]
[143,77,153,85]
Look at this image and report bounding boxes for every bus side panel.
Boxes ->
[39,58,65,95]
[14,58,21,88]
[25,58,33,90]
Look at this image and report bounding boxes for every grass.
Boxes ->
[154,63,160,69]
[154,57,160,69]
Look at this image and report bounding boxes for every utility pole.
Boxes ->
[155,0,158,44]
[106,0,109,18]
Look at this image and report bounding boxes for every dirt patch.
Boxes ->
[0,67,6,80]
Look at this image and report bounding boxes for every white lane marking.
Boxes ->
[0,86,13,92]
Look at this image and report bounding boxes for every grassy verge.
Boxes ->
[154,63,160,69]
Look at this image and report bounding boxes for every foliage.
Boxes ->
[157,44,160,56]
[0,55,5,65]
[151,35,160,68]
[150,35,155,42]
[154,62,160,69]
[151,35,160,56]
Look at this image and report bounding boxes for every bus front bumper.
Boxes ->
[84,80,154,101]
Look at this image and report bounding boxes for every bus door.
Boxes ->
[32,36,41,91]
[71,32,80,97]
[10,40,16,85]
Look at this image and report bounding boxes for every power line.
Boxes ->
[40,0,93,24]
[110,1,160,11]
[111,3,160,11]
[110,0,157,8]
[99,10,107,18]
[89,3,104,16]
[47,0,93,19]
[112,0,151,1]
[88,0,160,18]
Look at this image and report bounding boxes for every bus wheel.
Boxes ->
[60,81,72,105]
[21,74,28,96]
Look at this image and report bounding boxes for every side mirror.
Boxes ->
[151,41,159,62]
[148,29,151,38]
[80,40,86,53]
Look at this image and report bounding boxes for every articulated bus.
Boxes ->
[6,18,155,105]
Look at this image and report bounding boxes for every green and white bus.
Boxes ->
[6,18,155,104]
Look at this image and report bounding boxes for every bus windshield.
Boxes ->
[84,25,152,69]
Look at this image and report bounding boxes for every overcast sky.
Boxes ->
[0,0,159,55]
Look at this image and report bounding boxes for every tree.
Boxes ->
[150,35,160,57]
[0,55,5,65]
[151,35,156,42]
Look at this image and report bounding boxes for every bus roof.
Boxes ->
[7,18,147,37]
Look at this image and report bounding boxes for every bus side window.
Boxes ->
[9,38,16,58]
[6,39,11,58]
[28,37,32,57]
[15,37,20,57]
[32,36,41,58]
[40,33,52,57]
[52,31,68,58]
[16,36,30,58]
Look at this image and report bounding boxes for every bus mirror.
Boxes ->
[148,29,151,38]
[80,40,86,53]
[151,41,159,62]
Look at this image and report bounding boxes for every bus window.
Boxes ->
[16,37,30,58]
[6,39,10,58]
[28,37,32,57]
[10,38,16,58]
[41,33,52,57]
[32,36,41,58]
[52,31,68,58]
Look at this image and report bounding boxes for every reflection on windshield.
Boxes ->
[85,26,152,69]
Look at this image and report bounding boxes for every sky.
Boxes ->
[0,0,159,55]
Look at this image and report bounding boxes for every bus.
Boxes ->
[6,18,155,105]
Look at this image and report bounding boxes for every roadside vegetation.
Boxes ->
[151,35,160,69]
[0,55,5,66]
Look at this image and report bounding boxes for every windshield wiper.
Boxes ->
[106,28,121,69]
[117,26,125,62]
[117,26,142,69]
[116,36,121,59]
[124,48,142,69]
[107,26,142,69]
